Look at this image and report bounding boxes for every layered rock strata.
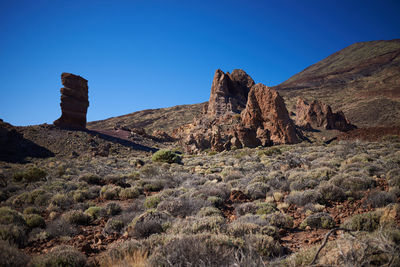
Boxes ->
[54,73,89,128]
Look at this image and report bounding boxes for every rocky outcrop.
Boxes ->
[177,69,303,153]
[242,84,301,144]
[295,98,356,132]
[54,73,89,128]
[206,69,254,117]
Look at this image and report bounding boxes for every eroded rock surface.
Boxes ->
[295,98,356,132]
[206,69,254,117]
[175,69,303,153]
[54,73,89,128]
[242,84,300,144]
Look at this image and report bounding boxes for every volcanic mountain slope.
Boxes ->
[274,39,400,127]
[87,103,205,135]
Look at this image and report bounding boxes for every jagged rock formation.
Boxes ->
[176,69,303,153]
[295,98,356,132]
[54,73,89,128]
[206,69,254,117]
[242,84,300,144]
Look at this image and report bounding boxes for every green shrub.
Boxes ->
[12,167,46,183]
[256,202,277,215]
[79,174,103,185]
[128,211,170,238]
[100,185,121,200]
[152,149,181,164]
[0,240,30,267]
[144,195,162,209]
[31,245,87,267]
[23,206,41,215]
[246,234,284,259]
[48,193,72,210]
[0,224,27,247]
[197,207,222,217]
[105,202,122,216]
[84,206,104,220]
[24,214,45,229]
[300,212,335,229]
[265,213,294,229]
[103,218,125,235]
[72,190,89,202]
[119,187,140,200]
[61,210,91,225]
[258,147,282,157]
[341,211,382,232]
[0,207,26,227]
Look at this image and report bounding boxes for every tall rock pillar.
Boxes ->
[54,73,89,128]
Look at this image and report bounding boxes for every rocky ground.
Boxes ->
[1,134,399,266]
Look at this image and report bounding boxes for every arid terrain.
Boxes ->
[1,39,400,267]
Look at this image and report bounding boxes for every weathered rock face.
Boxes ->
[206,69,254,117]
[295,98,356,132]
[54,73,89,128]
[176,69,303,153]
[241,84,301,144]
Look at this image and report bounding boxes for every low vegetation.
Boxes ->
[0,139,399,266]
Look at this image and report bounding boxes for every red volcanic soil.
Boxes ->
[337,126,400,141]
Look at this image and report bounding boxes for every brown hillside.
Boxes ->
[274,39,400,128]
[87,103,205,134]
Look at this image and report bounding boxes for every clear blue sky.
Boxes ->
[1,0,399,126]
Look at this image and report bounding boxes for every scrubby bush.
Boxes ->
[152,149,181,164]
[46,218,78,238]
[79,174,104,185]
[285,190,322,207]
[0,207,26,227]
[234,202,258,217]
[0,224,27,247]
[103,218,125,235]
[246,182,270,199]
[24,214,45,229]
[0,240,30,267]
[318,183,346,202]
[363,190,396,208]
[105,202,122,216]
[100,185,121,200]
[300,212,335,229]
[84,206,104,220]
[227,222,261,237]
[128,211,170,238]
[265,213,294,229]
[157,197,208,217]
[72,189,90,202]
[197,207,222,217]
[341,211,382,232]
[331,174,376,191]
[61,210,91,225]
[256,202,277,215]
[246,234,285,259]
[48,193,72,211]
[119,187,140,200]
[31,245,87,267]
[144,195,162,209]
[148,234,245,266]
[23,206,40,215]
[13,167,46,183]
